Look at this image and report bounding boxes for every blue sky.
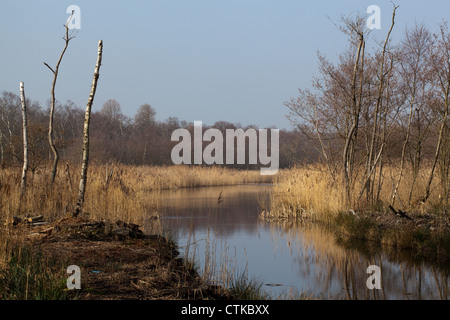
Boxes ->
[1,0,449,129]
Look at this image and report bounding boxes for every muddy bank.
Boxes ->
[332,209,450,268]
[12,216,231,300]
[262,205,450,269]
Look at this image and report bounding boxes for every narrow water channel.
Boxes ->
[158,184,449,300]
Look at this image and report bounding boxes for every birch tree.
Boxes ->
[19,82,28,202]
[75,40,103,217]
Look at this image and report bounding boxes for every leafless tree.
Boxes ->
[0,92,21,164]
[75,40,104,217]
[135,103,156,129]
[424,22,450,207]
[44,11,75,183]
[286,13,371,206]
[391,22,432,207]
[360,4,398,205]
[134,103,156,162]
[100,99,122,122]
[19,82,29,202]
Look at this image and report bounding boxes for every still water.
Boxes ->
[158,184,449,300]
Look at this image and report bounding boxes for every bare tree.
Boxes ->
[286,7,408,209]
[19,82,28,202]
[44,12,75,183]
[75,40,104,217]
[287,14,369,206]
[134,103,156,163]
[0,92,21,164]
[402,24,433,206]
[361,5,398,205]
[135,103,156,129]
[423,22,450,206]
[341,16,366,206]
[390,22,432,207]
[100,99,122,122]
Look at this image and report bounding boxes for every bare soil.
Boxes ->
[14,216,231,300]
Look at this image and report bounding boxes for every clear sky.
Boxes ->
[1,0,449,129]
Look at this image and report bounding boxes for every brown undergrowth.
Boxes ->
[264,165,450,267]
[7,215,232,300]
[1,164,271,300]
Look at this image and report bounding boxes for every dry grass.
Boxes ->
[265,165,345,222]
[0,164,270,300]
[263,164,450,264]
[0,164,272,269]
[265,163,446,221]
[0,216,229,300]
[1,164,271,221]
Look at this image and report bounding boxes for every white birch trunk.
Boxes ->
[74,40,103,217]
[19,82,29,201]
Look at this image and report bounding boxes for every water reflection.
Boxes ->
[159,184,271,236]
[157,184,449,300]
[265,221,449,299]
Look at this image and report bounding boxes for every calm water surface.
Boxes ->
[157,184,449,300]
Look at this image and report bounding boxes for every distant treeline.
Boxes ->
[0,95,318,171]
[0,88,443,174]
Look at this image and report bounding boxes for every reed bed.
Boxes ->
[266,166,344,222]
[1,164,271,221]
[0,164,272,271]
[266,163,445,221]
[264,164,450,266]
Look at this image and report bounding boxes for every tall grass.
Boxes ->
[266,166,344,222]
[227,271,271,300]
[0,245,75,300]
[266,163,445,221]
[1,164,271,223]
[0,164,272,276]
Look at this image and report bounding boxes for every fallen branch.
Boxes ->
[10,215,45,226]
[388,205,413,221]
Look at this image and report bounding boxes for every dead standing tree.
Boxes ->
[44,12,75,184]
[19,82,28,202]
[74,40,103,217]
